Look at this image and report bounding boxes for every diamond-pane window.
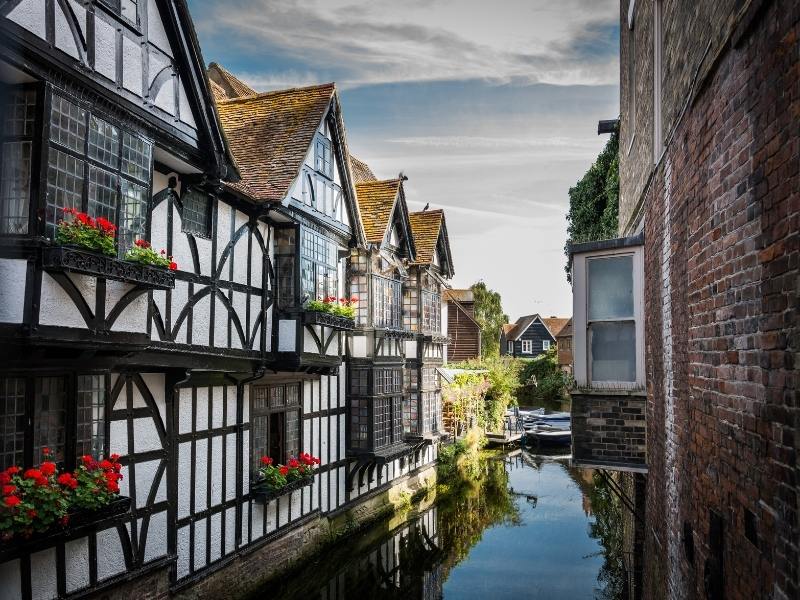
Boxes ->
[181,186,211,238]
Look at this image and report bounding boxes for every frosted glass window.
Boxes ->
[588,255,634,320]
[590,321,636,382]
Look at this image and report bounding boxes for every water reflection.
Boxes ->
[258,450,624,599]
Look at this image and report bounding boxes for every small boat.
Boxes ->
[525,425,571,446]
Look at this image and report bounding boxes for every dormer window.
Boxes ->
[314,137,333,179]
[389,225,400,247]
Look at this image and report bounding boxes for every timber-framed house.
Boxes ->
[405,209,453,442]
[0,3,448,596]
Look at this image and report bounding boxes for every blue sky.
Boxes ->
[191,0,620,321]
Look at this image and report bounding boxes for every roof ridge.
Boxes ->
[409,208,444,216]
[217,82,336,105]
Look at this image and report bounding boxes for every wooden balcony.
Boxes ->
[570,389,647,472]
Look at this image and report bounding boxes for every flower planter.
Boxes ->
[0,495,131,563]
[251,477,314,504]
[302,310,356,331]
[42,246,175,290]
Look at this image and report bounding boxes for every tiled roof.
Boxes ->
[445,289,474,303]
[355,179,401,244]
[542,317,571,338]
[555,319,572,337]
[408,210,443,265]
[350,155,377,183]
[216,83,336,203]
[505,314,540,341]
[207,62,257,99]
[501,323,516,337]
[209,79,228,103]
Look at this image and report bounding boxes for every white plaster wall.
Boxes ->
[232,212,250,285]
[94,17,116,81]
[278,319,296,352]
[96,526,126,580]
[64,538,89,593]
[0,558,21,600]
[105,281,147,332]
[351,334,367,358]
[147,0,171,54]
[143,510,168,562]
[176,525,190,579]
[178,80,196,128]
[232,290,248,349]
[30,548,56,600]
[171,280,189,344]
[39,272,91,329]
[215,204,232,259]
[6,0,45,39]
[122,36,142,95]
[133,417,161,453]
[191,292,211,346]
[0,259,26,323]
[171,211,194,275]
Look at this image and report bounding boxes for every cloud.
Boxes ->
[200,0,619,89]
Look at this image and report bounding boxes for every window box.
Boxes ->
[42,246,175,290]
[422,333,450,344]
[302,310,355,331]
[0,496,131,563]
[250,476,313,504]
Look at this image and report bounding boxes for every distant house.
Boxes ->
[444,289,481,362]
[500,315,569,359]
[553,318,573,374]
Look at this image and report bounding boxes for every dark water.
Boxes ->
[257,449,625,600]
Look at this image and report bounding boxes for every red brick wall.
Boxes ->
[641,2,799,599]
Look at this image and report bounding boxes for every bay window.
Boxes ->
[348,366,404,452]
[571,237,644,388]
[250,382,301,471]
[422,290,441,333]
[45,93,152,254]
[404,367,440,437]
[274,226,341,310]
[0,374,107,471]
[372,275,402,329]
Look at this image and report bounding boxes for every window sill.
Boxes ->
[43,246,176,290]
[0,496,131,563]
[302,310,355,331]
[250,477,313,504]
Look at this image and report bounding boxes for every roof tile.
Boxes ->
[408,210,443,265]
[350,155,377,183]
[354,179,400,244]
[207,62,257,99]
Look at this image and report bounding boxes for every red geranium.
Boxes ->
[40,462,56,476]
[4,495,20,507]
[278,466,289,476]
[260,456,273,465]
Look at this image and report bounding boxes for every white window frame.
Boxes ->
[507,341,513,354]
[542,340,551,351]
[521,339,532,354]
[572,243,645,389]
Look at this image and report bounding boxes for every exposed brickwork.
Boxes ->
[624,1,800,599]
[571,392,647,469]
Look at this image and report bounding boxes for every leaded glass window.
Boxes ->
[76,375,106,458]
[422,291,441,333]
[0,378,26,470]
[250,382,301,471]
[1,87,37,234]
[300,227,338,301]
[45,94,152,254]
[181,186,211,238]
[34,377,67,465]
[350,396,370,450]
[314,137,333,179]
[372,275,402,329]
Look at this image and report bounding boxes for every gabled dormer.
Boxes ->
[1,0,238,179]
[215,80,363,244]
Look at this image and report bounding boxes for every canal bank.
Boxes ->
[244,448,625,599]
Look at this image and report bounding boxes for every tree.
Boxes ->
[564,131,620,281]
[469,281,508,358]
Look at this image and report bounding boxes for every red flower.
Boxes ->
[169,261,177,271]
[279,466,289,476]
[314,457,321,465]
[40,461,56,476]
[350,296,359,303]
[82,455,95,466]
[106,480,119,493]
[288,458,299,469]
[57,473,78,489]
[4,495,20,507]
[27,509,37,519]
[260,456,273,466]
[113,462,122,472]
[0,473,10,485]
[42,447,51,457]
[99,459,112,470]
[24,469,42,480]
[2,485,16,495]
[59,515,70,527]
[109,453,120,461]
[6,466,20,475]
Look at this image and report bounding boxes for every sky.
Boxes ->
[190,0,620,322]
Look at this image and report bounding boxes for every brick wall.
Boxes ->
[571,392,647,470]
[635,1,799,598]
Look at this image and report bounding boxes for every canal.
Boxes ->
[253,448,625,599]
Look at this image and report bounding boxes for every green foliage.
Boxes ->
[305,298,356,319]
[565,132,620,281]
[469,281,508,358]
[442,372,490,437]
[517,348,572,406]
[587,472,627,599]
[447,357,520,431]
[437,428,485,484]
[125,239,175,269]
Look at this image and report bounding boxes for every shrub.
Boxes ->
[306,296,358,319]
[517,347,571,406]
[125,239,177,270]
[56,208,116,256]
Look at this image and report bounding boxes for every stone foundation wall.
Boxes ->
[571,392,647,470]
